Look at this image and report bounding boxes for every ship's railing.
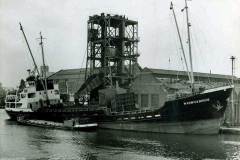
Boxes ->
[112,109,162,121]
[5,94,20,102]
[112,109,156,116]
[5,101,23,108]
[167,84,232,101]
[44,105,106,113]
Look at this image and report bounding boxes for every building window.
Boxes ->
[135,94,138,104]
[141,94,148,108]
[59,80,67,93]
[151,94,159,107]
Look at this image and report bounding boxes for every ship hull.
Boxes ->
[5,110,32,121]
[5,110,19,120]
[99,118,222,134]
[5,106,104,122]
[97,86,233,134]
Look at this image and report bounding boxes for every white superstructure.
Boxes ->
[5,79,61,113]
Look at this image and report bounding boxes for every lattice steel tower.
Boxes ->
[85,13,139,88]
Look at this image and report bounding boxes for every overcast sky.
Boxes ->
[0,0,240,87]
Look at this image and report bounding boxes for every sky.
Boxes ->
[0,0,240,87]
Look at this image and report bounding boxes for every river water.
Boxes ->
[0,109,240,160]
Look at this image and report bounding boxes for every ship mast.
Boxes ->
[183,0,195,91]
[19,23,47,93]
[170,2,191,82]
[230,56,235,125]
[39,32,49,103]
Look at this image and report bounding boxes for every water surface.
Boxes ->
[0,109,240,160]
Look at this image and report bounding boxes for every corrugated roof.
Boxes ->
[48,67,238,81]
[48,63,142,81]
[143,67,236,80]
[48,68,86,80]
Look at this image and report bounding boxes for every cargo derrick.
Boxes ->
[76,13,139,112]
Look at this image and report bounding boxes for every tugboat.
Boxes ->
[5,24,61,121]
[5,76,61,120]
[5,23,103,123]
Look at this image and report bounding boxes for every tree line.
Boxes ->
[0,82,6,107]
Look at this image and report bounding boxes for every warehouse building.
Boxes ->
[48,68,85,102]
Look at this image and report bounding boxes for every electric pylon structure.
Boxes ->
[85,13,139,88]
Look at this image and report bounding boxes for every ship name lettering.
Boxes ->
[183,98,210,105]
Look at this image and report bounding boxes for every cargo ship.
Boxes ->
[75,1,233,134]
[94,85,232,134]
[5,1,233,134]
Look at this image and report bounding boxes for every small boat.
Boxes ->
[64,118,98,131]
[73,123,98,131]
[17,117,98,131]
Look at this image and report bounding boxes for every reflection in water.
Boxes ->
[0,109,240,160]
[93,130,227,159]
